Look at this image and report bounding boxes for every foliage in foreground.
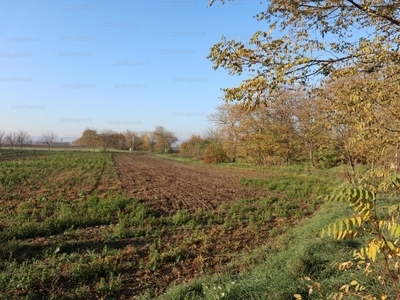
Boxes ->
[306,177,400,299]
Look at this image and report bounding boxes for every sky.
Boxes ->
[0,0,266,142]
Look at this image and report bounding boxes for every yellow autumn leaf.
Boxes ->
[369,243,377,262]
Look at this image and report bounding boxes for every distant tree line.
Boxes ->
[180,85,400,172]
[72,126,178,153]
[0,130,61,151]
[0,129,32,150]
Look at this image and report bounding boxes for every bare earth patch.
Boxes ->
[114,154,271,214]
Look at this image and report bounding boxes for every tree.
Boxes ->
[203,127,224,144]
[75,129,99,151]
[16,130,30,150]
[235,105,273,165]
[141,133,155,151]
[208,0,400,108]
[208,99,301,165]
[153,126,178,153]
[208,104,248,162]
[124,130,138,150]
[40,132,57,151]
[292,90,332,167]
[5,132,16,150]
[0,130,5,149]
[112,132,126,150]
[179,135,208,159]
[98,129,123,151]
[316,75,399,172]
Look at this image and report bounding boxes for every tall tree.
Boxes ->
[16,130,31,150]
[292,90,331,167]
[203,127,224,144]
[5,132,16,150]
[75,129,99,151]
[124,130,138,149]
[208,104,248,162]
[153,126,178,153]
[208,0,400,108]
[40,132,57,151]
[208,100,301,165]
[98,129,116,151]
[179,135,208,158]
[318,75,400,171]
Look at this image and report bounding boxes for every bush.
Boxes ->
[314,149,341,169]
[203,142,227,164]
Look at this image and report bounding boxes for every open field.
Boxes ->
[0,151,334,299]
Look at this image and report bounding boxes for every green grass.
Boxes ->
[155,153,206,164]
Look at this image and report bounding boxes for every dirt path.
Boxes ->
[114,154,271,214]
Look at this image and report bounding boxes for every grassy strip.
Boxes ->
[154,154,206,164]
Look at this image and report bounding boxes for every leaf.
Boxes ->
[294,294,302,299]
[386,241,395,251]
[339,285,349,293]
[390,223,397,236]
[344,219,350,230]
[368,243,377,261]
[394,225,400,238]
[338,221,343,238]
[350,280,358,285]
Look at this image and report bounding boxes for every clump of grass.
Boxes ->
[240,175,327,201]
[0,195,136,242]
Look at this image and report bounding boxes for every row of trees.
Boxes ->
[0,130,31,150]
[0,127,178,153]
[72,126,178,152]
[179,82,400,170]
[0,130,59,150]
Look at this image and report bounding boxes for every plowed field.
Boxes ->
[114,154,271,214]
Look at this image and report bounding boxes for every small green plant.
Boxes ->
[171,209,191,226]
[314,180,400,299]
[148,239,162,271]
[97,274,122,296]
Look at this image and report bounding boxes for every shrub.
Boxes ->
[203,142,227,164]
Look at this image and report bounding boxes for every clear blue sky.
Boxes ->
[0,0,265,142]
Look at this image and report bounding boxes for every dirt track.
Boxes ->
[114,154,271,214]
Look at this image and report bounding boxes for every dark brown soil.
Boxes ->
[113,154,271,215]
